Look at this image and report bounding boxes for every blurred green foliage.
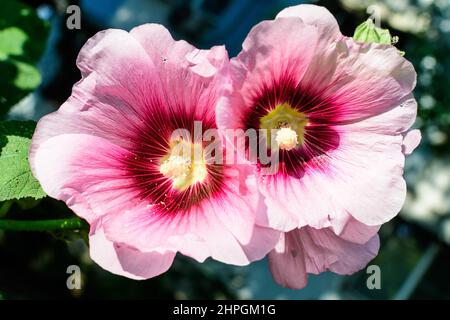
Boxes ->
[0,0,49,117]
[0,121,46,201]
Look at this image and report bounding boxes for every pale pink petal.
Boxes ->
[184,202,261,265]
[102,203,264,266]
[301,227,379,275]
[296,38,417,124]
[276,4,341,41]
[77,29,154,79]
[335,39,416,122]
[348,94,417,135]
[337,215,380,245]
[31,134,139,223]
[330,130,406,226]
[241,226,282,262]
[89,222,175,280]
[29,29,160,167]
[220,18,320,128]
[130,23,229,116]
[269,227,379,289]
[260,130,406,229]
[402,129,422,155]
[185,47,227,78]
[130,24,194,69]
[103,166,280,266]
[74,29,165,121]
[102,206,191,258]
[220,25,416,137]
[255,193,300,232]
[268,233,308,289]
[131,23,229,77]
[30,26,228,167]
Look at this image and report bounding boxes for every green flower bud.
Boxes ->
[353,19,405,56]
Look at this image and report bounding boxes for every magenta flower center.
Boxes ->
[121,111,227,215]
[259,102,308,151]
[243,73,341,178]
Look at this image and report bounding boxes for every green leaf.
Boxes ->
[353,19,405,56]
[0,120,46,201]
[0,0,50,117]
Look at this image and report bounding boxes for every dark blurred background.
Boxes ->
[0,0,449,299]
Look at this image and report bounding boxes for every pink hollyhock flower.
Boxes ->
[29,24,279,279]
[216,5,421,288]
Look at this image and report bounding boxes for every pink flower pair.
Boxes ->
[29,5,420,288]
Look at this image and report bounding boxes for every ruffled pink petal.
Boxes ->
[302,227,380,275]
[338,215,380,245]
[74,29,172,123]
[31,134,139,223]
[260,130,406,230]
[268,232,308,289]
[269,226,379,289]
[276,4,341,41]
[320,130,407,227]
[130,23,229,116]
[254,193,300,232]
[102,204,275,266]
[30,25,229,168]
[77,29,153,79]
[28,76,144,169]
[402,129,421,155]
[292,37,416,124]
[89,221,175,280]
[29,29,162,171]
[219,18,320,128]
[219,18,416,134]
[185,200,279,265]
[241,226,282,262]
[185,47,227,78]
[129,24,194,69]
[329,38,416,123]
[102,166,280,266]
[130,24,228,76]
[348,94,417,135]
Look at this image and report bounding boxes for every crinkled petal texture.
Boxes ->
[217,4,420,235]
[30,24,280,279]
[269,221,380,289]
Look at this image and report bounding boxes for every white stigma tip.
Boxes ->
[275,127,298,151]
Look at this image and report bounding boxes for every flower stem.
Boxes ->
[0,217,88,232]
